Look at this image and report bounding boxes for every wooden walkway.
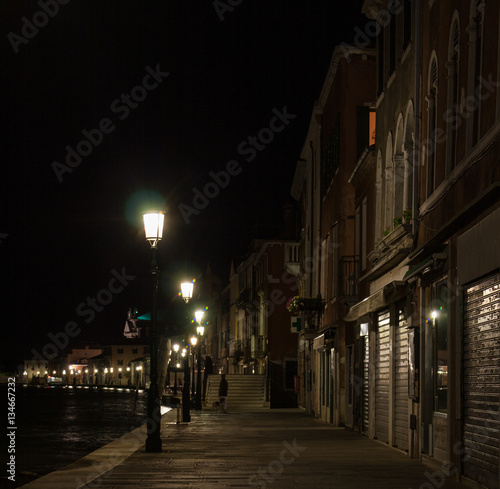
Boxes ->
[18,409,470,489]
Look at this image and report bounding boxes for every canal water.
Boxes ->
[2,385,148,487]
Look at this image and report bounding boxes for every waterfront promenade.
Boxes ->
[17,407,471,489]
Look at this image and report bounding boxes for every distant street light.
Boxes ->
[173,343,179,396]
[190,336,197,397]
[143,210,164,453]
[194,311,205,410]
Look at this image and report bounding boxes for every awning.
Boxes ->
[313,334,324,350]
[403,256,433,281]
[343,281,408,322]
[343,288,385,322]
[403,251,447,281]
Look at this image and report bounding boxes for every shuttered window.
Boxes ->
[375,310,391,443]
[394,309,408,451]
[463,272,500,489]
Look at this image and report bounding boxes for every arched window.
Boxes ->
[375,150,383,241]
[403,101,415,215]
[426,56,438,198]
[394,115,405,223]
[384,133,394,232]
[467,0,485,150]
[446,14,460,174]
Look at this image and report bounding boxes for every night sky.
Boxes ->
[1,1,366,369]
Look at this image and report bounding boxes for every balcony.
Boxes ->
[339,255,360,306]
[250,335,266,358]
[363,223,413,282]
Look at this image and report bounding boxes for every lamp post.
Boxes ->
[173,343,179,395]
[190,336,197,397]
[180,281,195,422]
[143,210,164,453]
[194,311,205,410]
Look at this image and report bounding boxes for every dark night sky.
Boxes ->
[1,1,366,369]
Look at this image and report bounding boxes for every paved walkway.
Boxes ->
[18,408,471,489]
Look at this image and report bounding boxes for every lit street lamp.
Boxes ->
[173,343,179,395]
[180,281,195,423]
[190,336,197,397]
[194,311,205,410]
[143,210,164,453]
[180,281,194,302]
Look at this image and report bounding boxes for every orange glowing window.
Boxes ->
[369,110,376,146]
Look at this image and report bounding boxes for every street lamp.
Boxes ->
[180,281,194,302]
[173,343,179,396]
[180,281,196,422]
[194,311,205,410]
[195,310,204,325]
[143,210,164,453]
[190,336,197,397]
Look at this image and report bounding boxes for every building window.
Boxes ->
[117,360,123,366]
[389,6,396,74]
[355,205,361,265]
[377,22,385,94]
[403,0,412,49]
[347,345,354,405]
[384,133,394,233]
[467,0,485,149]
[394,115,405,223]
[362,197,367,270]
[331,226,338,298]
[132,348,138,354]
[117,348,123,354]
[426,57,438,198]
[425,278,449,413]
[321,237,329,300]
[321,113,340,197]
[356,107,376,158]
[403,101,415,213]
[446,17,460,174]
[375,151,384,241]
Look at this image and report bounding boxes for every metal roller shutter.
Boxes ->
[463,272,500,489]
[394,309,408,451]
[375,310,390,443]
[362,335,369,435]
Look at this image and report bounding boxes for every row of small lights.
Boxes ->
[23,366,143,376]
[23,280,205,378]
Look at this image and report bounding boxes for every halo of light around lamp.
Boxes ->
[143,211,164,247]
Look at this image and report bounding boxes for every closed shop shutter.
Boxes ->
[375,310,390,443]
[394,309,408,451]
[463,272,500,489]
[362,335,369,435]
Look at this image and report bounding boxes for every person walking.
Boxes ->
[218,374,228,413]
